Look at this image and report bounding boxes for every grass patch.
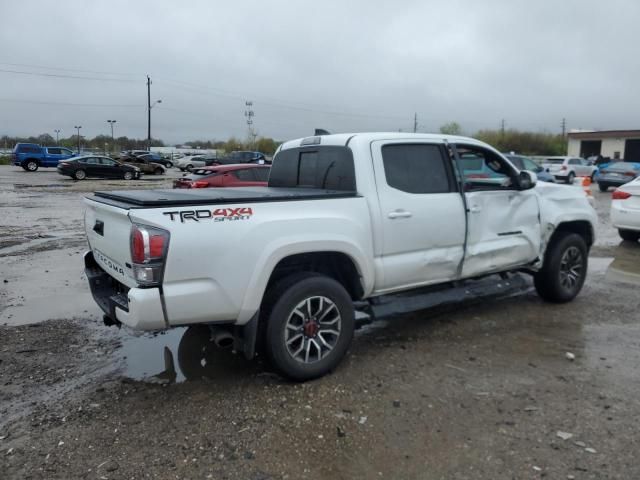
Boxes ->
[0,156,11,165]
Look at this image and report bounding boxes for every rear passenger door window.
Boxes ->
[381,144,452,193]
[234,169,256,181]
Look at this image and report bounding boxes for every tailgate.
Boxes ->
[84,198,137,288]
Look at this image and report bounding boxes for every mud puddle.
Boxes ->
[113,326,263,384]
[605,242,640,285]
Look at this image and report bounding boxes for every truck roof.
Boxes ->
[278,132,491,152]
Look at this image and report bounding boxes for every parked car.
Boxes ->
[12,143,76,171]
[121,155,165,175]
[84,132,596,381]
[123,150,174,168]
[596,162,640,191]
[611,177,640,242]
[223,151,268,164]
[542,156,597,184]
[503,154,556,183]
[173,164,270,188]
[57,155,140,180]
[176,155,217,171]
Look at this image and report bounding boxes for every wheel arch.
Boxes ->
[237,244,371,325]
[549,220,594,249]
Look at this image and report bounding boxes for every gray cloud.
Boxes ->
[1,0,639,143]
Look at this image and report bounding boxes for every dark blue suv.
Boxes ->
[12,143,76,171]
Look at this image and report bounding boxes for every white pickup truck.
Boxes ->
[84,133,596,380]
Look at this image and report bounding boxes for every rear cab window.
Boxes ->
[269,146,356,191]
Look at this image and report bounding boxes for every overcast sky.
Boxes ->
[0,0,638,144]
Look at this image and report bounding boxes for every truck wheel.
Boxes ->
[24,160,39,172]
[74,169,86,180]
[154,167,164,175]
[123,171,134,180]
[598,183,608,192]
[619,229,640,242]
[566,172,575,184]
[165,161,173,168]
[263,273,355,381]
[534,233,588,303]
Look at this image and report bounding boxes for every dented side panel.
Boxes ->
[462,189,541,278]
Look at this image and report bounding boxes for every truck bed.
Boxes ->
[91,187,358,209]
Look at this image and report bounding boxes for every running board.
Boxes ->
[356,273,531,324]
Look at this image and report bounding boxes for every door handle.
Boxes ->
[469,205,482,214]
[388,210,412,219]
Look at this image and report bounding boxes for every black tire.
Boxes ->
[619,229,640,242]
[166,161,173,168]
[262,273,355,381]
[534,233,588,303]
[123,171,134,180]
[566,172,575,184]
[154,167,164,175]
[186,164,193,171]
[74,169,86,180]
[24,160,39,172]
[590,172,596,182]
[598,183,608,192]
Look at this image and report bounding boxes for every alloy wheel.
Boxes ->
[284,296,341,364]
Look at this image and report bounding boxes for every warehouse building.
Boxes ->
[567,129,640,161]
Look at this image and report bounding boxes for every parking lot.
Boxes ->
[1,165,640,479]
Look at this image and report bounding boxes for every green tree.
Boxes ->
[440,122,462,135]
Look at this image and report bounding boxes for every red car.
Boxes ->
[173,164,270,189]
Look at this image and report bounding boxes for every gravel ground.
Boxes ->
[1,165,639,479]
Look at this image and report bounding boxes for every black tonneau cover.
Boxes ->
[91,187,358,209]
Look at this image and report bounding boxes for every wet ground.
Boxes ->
[1,165,639,479]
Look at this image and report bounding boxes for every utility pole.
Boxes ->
[245,101,255,148]
[74,125,82,153]
[147,75,151,150]
[561,118,566,138]
[146,75,161,151]
[413,113,418,133]
[107,120,116,152]
[500,119,505,138]
[54,129,60,145]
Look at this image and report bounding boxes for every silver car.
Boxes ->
[542,156,597,184]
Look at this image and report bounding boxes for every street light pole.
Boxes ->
[74,125,82,154]
[146,75,161,150]
[54,129,61,145]
[107,120,116,153]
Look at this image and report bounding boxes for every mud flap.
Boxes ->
[234,312,260,360]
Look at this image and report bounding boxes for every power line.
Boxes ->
[0,62,140,79]
[0,98,143,107]
[0,68,138,83]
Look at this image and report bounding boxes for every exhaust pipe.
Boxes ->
[210,327,234,349]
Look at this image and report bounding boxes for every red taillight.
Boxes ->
[560,165,567,171]
[149,234,165,257]
[612,189,632,200]
[131,228,145,263]
[192,180,209,188]
[130,224,170,285]
[624,171,637,177]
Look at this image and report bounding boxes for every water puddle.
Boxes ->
[604,243,640,286]
[115,326,262,384]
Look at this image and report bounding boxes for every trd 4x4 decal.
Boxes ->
[163,207,253,223]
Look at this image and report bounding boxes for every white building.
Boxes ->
[567,129,640,161]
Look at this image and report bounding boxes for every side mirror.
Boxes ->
[518,170,537,190]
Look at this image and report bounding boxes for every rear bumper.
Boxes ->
[84,251,167,330]
[598,176,635,187]
[611,203,640,231]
